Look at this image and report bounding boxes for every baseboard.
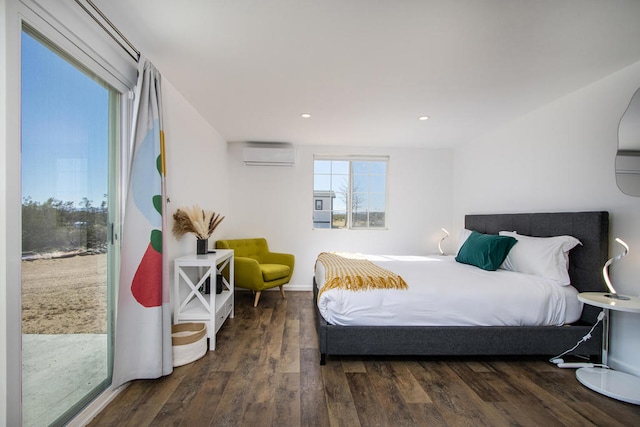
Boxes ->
[244,283,311,292]
[608,356,640,377]
[66,383,129,426]
[283,283,312,291]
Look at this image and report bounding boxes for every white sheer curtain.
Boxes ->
[113,57,171,387]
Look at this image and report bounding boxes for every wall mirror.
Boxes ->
[616,87,640,196]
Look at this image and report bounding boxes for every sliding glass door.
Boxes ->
[21,27,119,426]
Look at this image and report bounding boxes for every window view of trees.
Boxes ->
[22,196,108,255]
[313,158,387,229]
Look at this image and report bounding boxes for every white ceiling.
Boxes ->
[95,0,640,148]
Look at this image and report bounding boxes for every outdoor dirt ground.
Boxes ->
[22,253,107,334]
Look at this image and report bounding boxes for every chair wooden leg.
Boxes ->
[279,285,286,299]
[253,291,261,307]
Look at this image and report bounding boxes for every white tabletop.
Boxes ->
[577,292,640,313]
[174,249,234,263]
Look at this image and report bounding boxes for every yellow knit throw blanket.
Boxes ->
[317,252,408,297]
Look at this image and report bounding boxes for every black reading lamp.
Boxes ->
[602,238,631,300]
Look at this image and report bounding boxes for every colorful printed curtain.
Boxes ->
[112,58,171,387]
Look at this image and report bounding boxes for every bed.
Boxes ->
[314,211,609,365]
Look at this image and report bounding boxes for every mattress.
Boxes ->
[315,254,582,327]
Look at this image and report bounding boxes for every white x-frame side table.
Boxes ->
[576,292,640,405]
[174,250,234,350]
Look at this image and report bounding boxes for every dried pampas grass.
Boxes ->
[172,205,225,240]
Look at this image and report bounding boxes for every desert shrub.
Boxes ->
[22,197,108,253]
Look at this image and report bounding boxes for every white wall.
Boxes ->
[224,142,453,290]
[453,60,640,375]
[162,80,230,261]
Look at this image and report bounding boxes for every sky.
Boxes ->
[313,159,387,211]
[21,30,110,209]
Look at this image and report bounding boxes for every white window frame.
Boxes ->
[313,155,389,230]
[4,1,137,425]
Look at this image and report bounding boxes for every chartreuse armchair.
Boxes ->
[215,238,294,307]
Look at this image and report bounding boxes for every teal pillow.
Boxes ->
[455,231,517,271]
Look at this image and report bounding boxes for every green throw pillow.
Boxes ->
[455,230,517,271]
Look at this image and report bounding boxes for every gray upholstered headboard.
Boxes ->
[465,211,609,324]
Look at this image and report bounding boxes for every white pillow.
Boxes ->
[498,231,581,286]
[456,229,473,255]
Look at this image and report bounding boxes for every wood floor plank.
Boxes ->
[273,372,301,427]
[279,316,301,373]
[299,306,318,349]
[87,291,640,427]
[176,371,231,427]
[341,356,367,373]
[491,361,601,426]
[405,402,447,426]
[147,358,222,426]
[448,360,506,402]
[466,359,497,373]
[347,372,391,427]
[114,373,187,427]
[300,348,331,427]
[568,401,633,427]
[510,361,640,426]
[240,401,273,427]
[322,357,361,427]
[388,360,432,404]
[87,380,152,426]
[247,302,284,404]
[208,314,267,425]
[365,360,425,426]
[490,401,565,427]
[414,360,508,426]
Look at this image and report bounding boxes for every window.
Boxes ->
[313,156,388,229]
[6,2,137,425]
[21,26,123,427]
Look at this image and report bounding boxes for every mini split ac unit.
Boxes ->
[243,146,295,166]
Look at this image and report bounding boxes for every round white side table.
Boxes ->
[576,292,640,405]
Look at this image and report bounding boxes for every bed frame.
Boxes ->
[315,211,609,365]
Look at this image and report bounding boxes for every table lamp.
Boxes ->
[438,228,449,255]
[602,238,631,300]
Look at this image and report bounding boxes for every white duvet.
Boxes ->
[315,255,582,327]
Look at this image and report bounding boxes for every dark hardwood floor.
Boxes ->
[88,291,640,426]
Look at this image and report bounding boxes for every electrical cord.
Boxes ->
[555,362,609,369]
[549,310,609,368]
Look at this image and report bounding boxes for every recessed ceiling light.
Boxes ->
[301,113,312,118]
[418,115,429,121]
